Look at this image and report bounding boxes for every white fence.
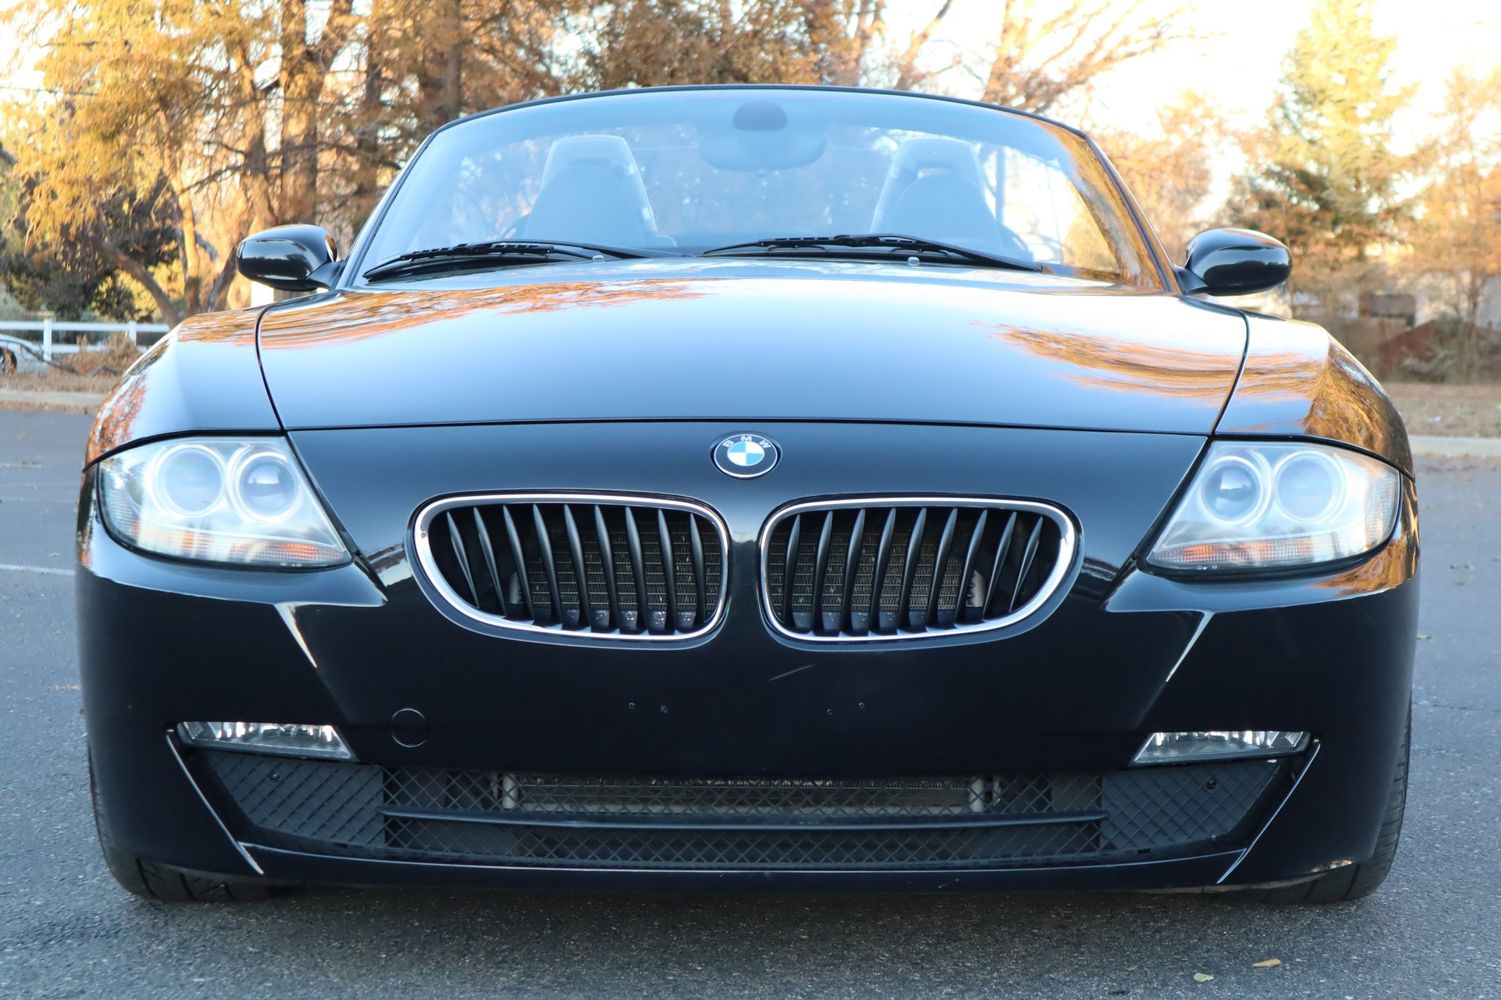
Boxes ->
[0,319,171,360]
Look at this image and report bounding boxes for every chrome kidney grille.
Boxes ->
[414,494,728,639]
[761,498,1075,641]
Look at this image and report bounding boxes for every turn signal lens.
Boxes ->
[176,722,353,760]
[98,437,347,567]
[1145,442,1399,573]
[1133,730,1308,765]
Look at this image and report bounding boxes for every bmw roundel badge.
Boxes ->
[713,433,780,479]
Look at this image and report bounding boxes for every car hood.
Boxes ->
[257,259,1248,433]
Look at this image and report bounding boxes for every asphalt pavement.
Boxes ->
[1,408,1497,1000]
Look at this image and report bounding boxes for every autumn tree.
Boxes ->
[338,2,575,225]
[1093,93,1227,261]
[0,154,175,321]
[1,0,368,323]
[572,0,823,89]
[1225,0,1411,303]
[2,0,1216,324]
[1409,67,1501,376]
[971,0,1195,113]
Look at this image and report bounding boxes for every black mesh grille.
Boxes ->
[764,501,1070,638]
[197,752,1291,871]
[420,496,726,636]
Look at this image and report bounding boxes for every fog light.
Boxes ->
[1133,730,1308,765]
[176,721,353,760]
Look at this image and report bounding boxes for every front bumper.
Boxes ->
[78,422,1418,891]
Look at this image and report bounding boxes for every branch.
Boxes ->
[894,0,954,90]
[95,229,183,326]
[205,250,238,312]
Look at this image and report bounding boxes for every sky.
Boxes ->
[883,0,1499,145]
[1,0,1496,151]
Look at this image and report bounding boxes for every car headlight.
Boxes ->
[1144,442,1400,573]
[97,437,347,567]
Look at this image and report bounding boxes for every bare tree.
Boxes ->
[1092,93,1229,260]
[1410,67,1501,377]
[892,0,956,90]
[973,0,1195,113]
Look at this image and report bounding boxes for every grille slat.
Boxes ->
[472,508,507,617]
[926,507,960,629]
[764,498,1072,641]
[688,515,707,628]
[1012,515,1046,613]
[896,507,928,629]
[560,505,595,629]
[593,505,625,629]
[532,504,565,627]
[781,513,803,626]
[655,509,678,631]
[499,506,536,621]
[623,506,649,630]
[947,507,989,628]
[841,507,867,633]
[982,510,1019,617]
[445,510,480,606]
[866,508,898,633]
[419,494,727,639]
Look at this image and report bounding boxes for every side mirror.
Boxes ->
[1178,228,1291,296]
[237,225,341,291]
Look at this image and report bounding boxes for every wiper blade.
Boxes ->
[700,233,1042,272]
[362,240,659,281]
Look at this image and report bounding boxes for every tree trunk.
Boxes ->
[98,234,183,327]
[280,0,323,223]
[351,8,388,228]
[416,0,466,131]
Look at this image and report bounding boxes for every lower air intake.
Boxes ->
[196,753,1294,871]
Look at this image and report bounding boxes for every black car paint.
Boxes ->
[1177,228,1293,297]
[253,261,1246,435]
[78,465,1418,887]
[86,307,277,466]
[77,87,1417,894]
[235,224,342,292]
[87,259,1412,476]
[78,409,1418,890]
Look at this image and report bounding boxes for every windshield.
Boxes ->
[358,89,1160,288]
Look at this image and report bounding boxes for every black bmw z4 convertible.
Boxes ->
[79,85,1417,903]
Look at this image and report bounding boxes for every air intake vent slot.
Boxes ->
[416,494,727,639]
[762,498,1074,640]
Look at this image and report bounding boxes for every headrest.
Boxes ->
[872,137,987,230]
[542,135,644,187]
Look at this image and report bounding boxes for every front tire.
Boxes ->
[1239,703,1410,903]
[89,753,278,902]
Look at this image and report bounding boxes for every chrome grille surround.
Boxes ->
[412,492,730,642]
[759,496,1078,643]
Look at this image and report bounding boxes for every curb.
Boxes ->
[1408,436,1501,459]
[0,389,105,410]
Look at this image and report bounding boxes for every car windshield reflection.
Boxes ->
[359,88,1158,289]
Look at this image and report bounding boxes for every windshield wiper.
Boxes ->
[699,233,1043,272]
[362,240,661,281]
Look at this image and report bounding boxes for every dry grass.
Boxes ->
[1385,382,1501,438]
[0,331,134,397]
[0,370,119,393]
